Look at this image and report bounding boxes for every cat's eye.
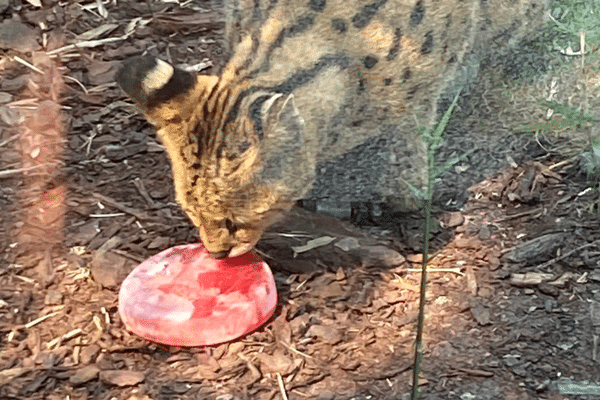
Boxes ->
[225,219,238,234]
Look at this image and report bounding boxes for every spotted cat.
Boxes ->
[116,0,547,258]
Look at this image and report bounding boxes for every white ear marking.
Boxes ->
[280,94,303,120]
[261,93,284,118]
[142,59,174,93]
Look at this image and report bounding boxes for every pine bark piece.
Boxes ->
[503,233,566,263]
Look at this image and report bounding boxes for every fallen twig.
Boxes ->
[47,328,83,349]
[47,34,133,56]
[279,341,314,359]
[496,208,543,222]
[456,368,494,378]
[91,192,154,221]
[64,75,88,94]
[535,239,600,271]
[112,249,145,263]
[0,135,18,148]
[406,267,464,276]
[0,164,50,178]
[351,363,412,381]
[133,177,156,208]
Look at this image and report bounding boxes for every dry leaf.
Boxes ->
[291,236,336,255]
[76,23,118,41]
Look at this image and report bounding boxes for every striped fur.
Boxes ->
[117,0,547,257]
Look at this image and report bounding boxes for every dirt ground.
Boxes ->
[2,1,600,399]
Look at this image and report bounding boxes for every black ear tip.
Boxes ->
[116,56,181,107]
[115,56,160,93]
[123,56,161,72]
[115,55,195,108]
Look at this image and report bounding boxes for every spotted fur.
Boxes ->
[116,0,547,257]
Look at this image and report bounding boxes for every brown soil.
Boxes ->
[1,1,599,399]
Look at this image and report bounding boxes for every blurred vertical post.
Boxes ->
[17,52,65,274]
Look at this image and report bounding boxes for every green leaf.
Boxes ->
[436,148,476,177]
[403,179,427,203]
[429,91,461,150]
[591,134,600,159]
[515,117,580,133]
[543,100,600,122]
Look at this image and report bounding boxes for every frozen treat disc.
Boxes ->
[118,244,277,346]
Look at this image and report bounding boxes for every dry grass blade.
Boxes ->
[291,236,336,255]
[47,34,132,56]
[276,373,289,400]
[0,164,51,178]
[25,311,59,329]
[13,56,44,74]
[76,23,119,41]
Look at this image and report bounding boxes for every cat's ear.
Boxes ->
[117,56,218,126]
[258,93,314,195]
[116,57,196,109]
[262,93,305,141]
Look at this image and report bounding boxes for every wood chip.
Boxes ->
[99,370,145,387]
[305,324,343,345]
[70,365,101,385]
[510,272,554,287]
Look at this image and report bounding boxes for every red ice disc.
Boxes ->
[118,244,277,347]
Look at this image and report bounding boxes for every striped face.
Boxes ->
[117,0,547,257]
[117,57,311,258]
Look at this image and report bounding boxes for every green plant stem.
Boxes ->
[408,91,460,399]
[410,152,435,400]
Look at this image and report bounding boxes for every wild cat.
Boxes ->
[116,0,548,257]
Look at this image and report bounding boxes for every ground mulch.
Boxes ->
[1,1,600,399]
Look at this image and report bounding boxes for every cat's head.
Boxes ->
[116,56,314,257]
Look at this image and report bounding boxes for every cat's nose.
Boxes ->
[209,249,230,259]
